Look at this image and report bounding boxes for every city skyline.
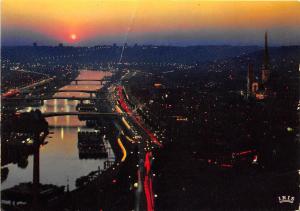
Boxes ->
[2,0,300,46]
[1,1,299,209]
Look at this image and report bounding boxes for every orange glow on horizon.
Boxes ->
[2,0,300,44]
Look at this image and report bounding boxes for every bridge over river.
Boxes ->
[2,96,105,101]
[42,111,121,118]
[70,79,111,85]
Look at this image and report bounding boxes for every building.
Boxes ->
[247,32,273,100]
[261,32,271,84]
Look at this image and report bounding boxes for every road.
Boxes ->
[107,82,162,211]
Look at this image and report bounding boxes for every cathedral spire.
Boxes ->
[261,31,271,84]
[263,31,269,70]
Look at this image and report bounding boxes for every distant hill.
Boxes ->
[244,46,300,68]
[2,45,262,64]
[225,46,300,74]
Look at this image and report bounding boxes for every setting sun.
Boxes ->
[70,34,77,41]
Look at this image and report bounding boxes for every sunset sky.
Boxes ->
[2,0,300,46]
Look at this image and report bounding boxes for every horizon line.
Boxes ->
[3,44,299,48]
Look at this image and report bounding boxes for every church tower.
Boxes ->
[261,31,270,84]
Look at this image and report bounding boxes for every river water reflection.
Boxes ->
[2,70,114,191]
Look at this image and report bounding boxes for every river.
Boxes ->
[2,70,115,191]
